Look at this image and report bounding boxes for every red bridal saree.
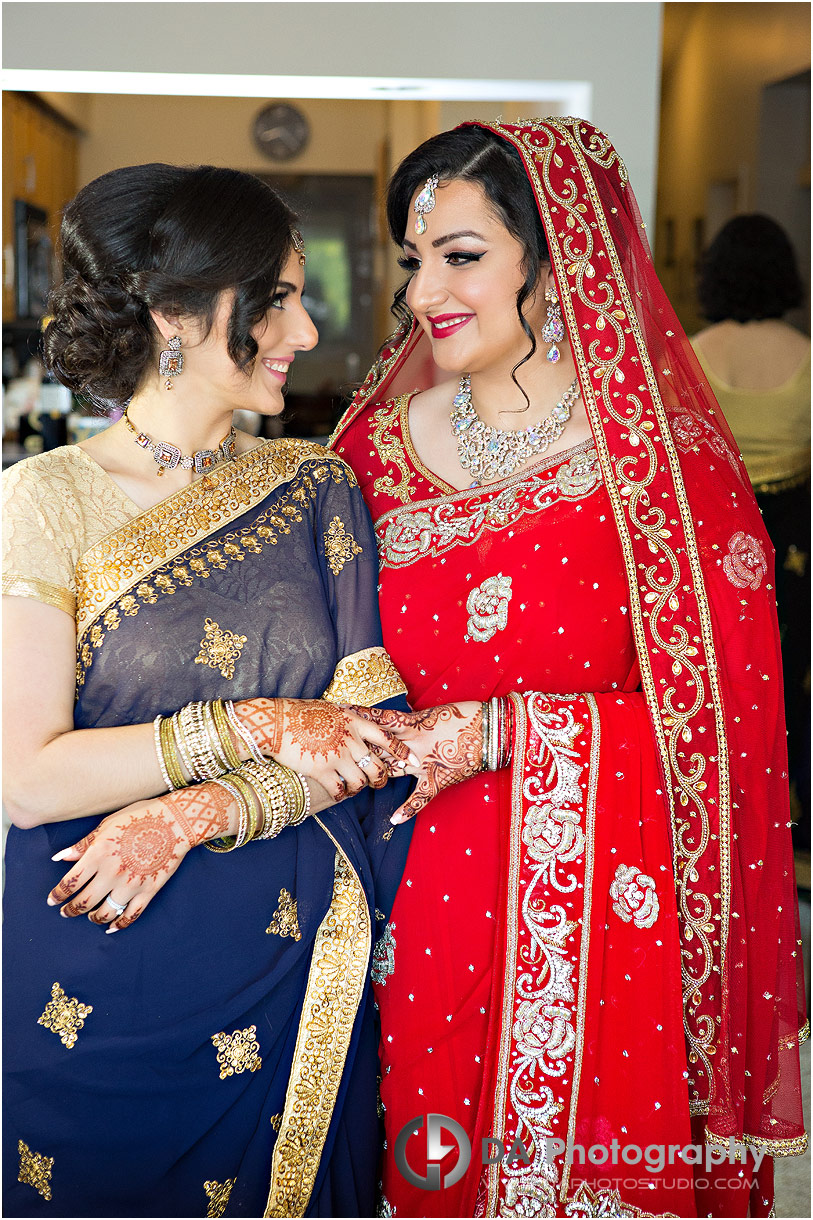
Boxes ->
[331,119,807,1217]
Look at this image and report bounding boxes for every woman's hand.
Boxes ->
[47,784,235,933]
[234,698,413,801]
[347,702,484,823]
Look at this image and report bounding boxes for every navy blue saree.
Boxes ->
[3,439,412,1217]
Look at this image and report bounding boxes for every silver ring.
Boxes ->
[105,896,127,916]
[357,754,372,770]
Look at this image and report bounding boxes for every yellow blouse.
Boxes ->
[692,346,810,493]
[2,446,137,618]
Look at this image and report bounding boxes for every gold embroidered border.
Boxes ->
[75,441,356,637]
[2,574,75,617]
[705,1128,809,1159]
[75,456,358,688]
[322,646,407,706]
[368,395,420,505]
[264,821,371,1217]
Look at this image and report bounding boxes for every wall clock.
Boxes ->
[252,103,310,162]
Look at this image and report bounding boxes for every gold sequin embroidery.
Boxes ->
[270,1113,282,1132]
[194,618,247,681]
[75,453,358,687]
[37,981,93,1049]
[369,396,416,505]
[211,1026,262,1080]
[264,833,370,1218]
[322,646,407,706]
[18,1140,53,1201]
[266,889,302,941]
[204,1178,236,1218]
[323,516,362,575]
[75,442,357,636]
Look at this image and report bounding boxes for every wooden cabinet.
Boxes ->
[2,92,80,321]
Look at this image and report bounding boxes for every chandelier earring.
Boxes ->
[541,289,565,364]
[158,335,184,390]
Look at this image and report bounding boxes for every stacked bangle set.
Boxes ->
[153,698,310,851]
[481,696,513,772]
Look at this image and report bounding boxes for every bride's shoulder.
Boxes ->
[408,379,457,417]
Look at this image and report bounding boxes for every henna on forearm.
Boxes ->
[158,783,235,846]
[234,698,284,755]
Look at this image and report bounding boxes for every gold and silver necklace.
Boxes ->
[123,406,237,477]
[450,374,580,484]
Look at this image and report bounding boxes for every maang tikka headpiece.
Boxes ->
[291,228,306,266]
[413,174,439,235]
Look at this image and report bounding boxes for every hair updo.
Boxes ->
[43,163,298,408]
[386,124,550,390]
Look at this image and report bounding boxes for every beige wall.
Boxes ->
[77,96,388,183]
[657,2,810,331]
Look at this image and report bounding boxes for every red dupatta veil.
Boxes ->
[332,117,807,1155]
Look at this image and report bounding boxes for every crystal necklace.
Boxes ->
[450,374,580,484]
[123,406,237,477]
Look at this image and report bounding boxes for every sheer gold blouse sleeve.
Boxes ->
[2,452,85,617]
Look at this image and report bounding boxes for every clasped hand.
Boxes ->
[344,701,484,823]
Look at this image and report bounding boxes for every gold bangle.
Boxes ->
[211,699,242,770]
[160,715,187,790]
[153,716,173,792]
[228,771,262,845]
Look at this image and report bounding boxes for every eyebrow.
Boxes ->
[402,230,487,251]
[275,281,297,291]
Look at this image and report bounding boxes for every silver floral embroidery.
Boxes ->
[466,574,513,643]
[377,446,601,570]
[555,451,602,498]
[371,922,396,985]
[610,864,660,929]
[498,698,587,1213]
[722,531,768,591]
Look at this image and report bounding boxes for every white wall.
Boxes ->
[3,1,664,225]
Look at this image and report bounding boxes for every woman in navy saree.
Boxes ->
[2,165,413,1218]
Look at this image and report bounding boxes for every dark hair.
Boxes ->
[386,125,549,405]
[696,214,804,323]
[43,164,297,408]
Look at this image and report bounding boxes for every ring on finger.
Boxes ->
[357,754,373,770]
[105,895,127,916]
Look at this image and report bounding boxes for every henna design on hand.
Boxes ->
[395,705,484,822]
[62,893,92,917]
[111,813,182,886]
[284,700,351,760]
[114,908,143,929]
[50,874,83,903]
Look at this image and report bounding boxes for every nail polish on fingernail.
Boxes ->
[408,752,419,767]
[105,925,119,935]
[47,896,56,906]
[51,850,69,861]
[60,910,69,918]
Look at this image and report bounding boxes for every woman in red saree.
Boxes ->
[331,120,807,1217]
